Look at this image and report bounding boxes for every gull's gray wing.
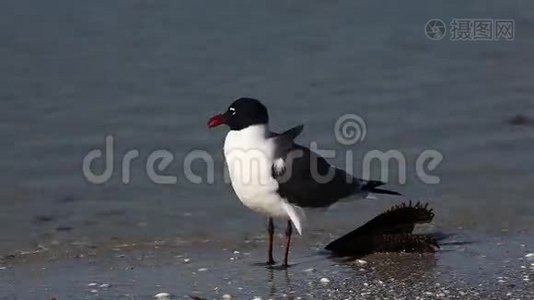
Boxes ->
[270,125,360,207]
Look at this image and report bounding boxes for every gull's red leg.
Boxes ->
[283,220,292,267]
[267,217,275,265]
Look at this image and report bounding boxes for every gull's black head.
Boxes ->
[208,97,269,130]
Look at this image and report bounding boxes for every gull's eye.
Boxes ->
[229,107,236,115]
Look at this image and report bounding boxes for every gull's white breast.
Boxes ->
[223,125,288,218]
[223,125,306,234]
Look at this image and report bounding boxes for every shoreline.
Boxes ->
[1,231,533,299]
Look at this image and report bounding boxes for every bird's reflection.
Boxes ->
[266,265,292,298]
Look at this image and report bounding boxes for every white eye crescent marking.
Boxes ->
[229,107,236,115]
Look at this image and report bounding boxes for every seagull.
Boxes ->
[208,97,400,267]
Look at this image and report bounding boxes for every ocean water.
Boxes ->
[1,0,534,256]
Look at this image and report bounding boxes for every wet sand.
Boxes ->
[2,231,534,299]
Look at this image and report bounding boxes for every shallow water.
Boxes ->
[1,0,534,298]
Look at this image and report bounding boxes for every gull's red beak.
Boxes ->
[208,114,225,128]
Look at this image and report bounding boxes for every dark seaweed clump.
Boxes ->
[325,201,439,257]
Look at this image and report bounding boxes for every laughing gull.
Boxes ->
[208,97,400,267]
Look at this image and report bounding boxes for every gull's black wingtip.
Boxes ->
[362,180,402,196]
[369,188,402,196]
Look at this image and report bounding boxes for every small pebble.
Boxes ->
[0,267,6,270]
[87,283,98,287]
[222,294,232,299]
[320,278,330,284]
[233,250,240,254]
[90,289,98,294]
[525,253,534,261]
[197,268,208,272]
[99,283,111,288]
[252,297,262,300]
[183,258,191,263]
[356,259,367,265]
[154,292,172,300]
[303,268,315,273]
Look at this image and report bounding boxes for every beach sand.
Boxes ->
[2,230,534,299]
